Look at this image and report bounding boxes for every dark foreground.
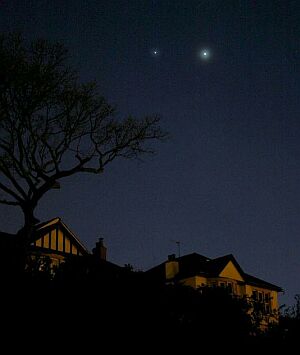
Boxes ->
[1,271,299,353]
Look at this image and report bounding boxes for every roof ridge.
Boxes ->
[35,217,60,230]
[177,252,211,261]
[243,273,282,291]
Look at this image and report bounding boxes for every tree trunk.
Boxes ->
[12,204,40,277]
[19,206,40,243]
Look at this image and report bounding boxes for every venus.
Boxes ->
[199,48,211,60]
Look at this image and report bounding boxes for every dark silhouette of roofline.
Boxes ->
[146,252,282,291]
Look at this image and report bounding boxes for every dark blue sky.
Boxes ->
[1,0,300,306]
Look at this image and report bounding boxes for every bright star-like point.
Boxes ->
[199,48,211,61]
[151,48,160,57]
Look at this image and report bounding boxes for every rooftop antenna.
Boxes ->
[170,239,181,258]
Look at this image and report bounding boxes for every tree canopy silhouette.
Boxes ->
[0,33,166,249]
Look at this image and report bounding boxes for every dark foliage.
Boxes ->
[2,262,297,352]
[0,266,257,350]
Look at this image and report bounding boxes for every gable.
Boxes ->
[218,261,244,281]
[32,221,88,256]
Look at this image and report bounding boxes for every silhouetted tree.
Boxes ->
[0,33,166,270]
[274,294,300,346]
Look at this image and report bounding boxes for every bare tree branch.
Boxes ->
[0,198,20,206]
[0,33,167,241]
[0,180,24,202]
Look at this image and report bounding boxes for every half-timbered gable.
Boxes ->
[29,217,89,268]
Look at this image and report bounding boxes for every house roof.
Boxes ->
[207,254,244,277]
[174,253,244,280]
[146,252,211,280]
[147,252,282,292]
[243,273,282,292]
[34,217,89,255]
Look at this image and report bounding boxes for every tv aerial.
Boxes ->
[170,239,181,258]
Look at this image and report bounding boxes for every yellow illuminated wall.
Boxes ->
[72,244,78,255]
[65,237,71,253]
[50,230,56,249]
[165,261,179,280]
[36,238,42,247]
[175,261,280,327]
[181,276,207,288]
[34,227,80,256]
[219,261,244,281]
[57,229,64,252]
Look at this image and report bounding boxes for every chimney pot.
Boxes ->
[168,254,176,261]
[93,237,107,261]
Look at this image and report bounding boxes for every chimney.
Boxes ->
[92,237,107,261]
[166,254,179,280]
[168,254,176,261]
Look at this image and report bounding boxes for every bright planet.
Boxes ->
[199,48,211,60]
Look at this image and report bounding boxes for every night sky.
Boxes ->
[1,0,300,306]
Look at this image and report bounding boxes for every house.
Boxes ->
[27,217,125,280]
[147,252,282,328]
[28,217,90,270]
[0,217,91,275]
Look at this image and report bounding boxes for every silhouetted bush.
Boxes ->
[1,264,295,351]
